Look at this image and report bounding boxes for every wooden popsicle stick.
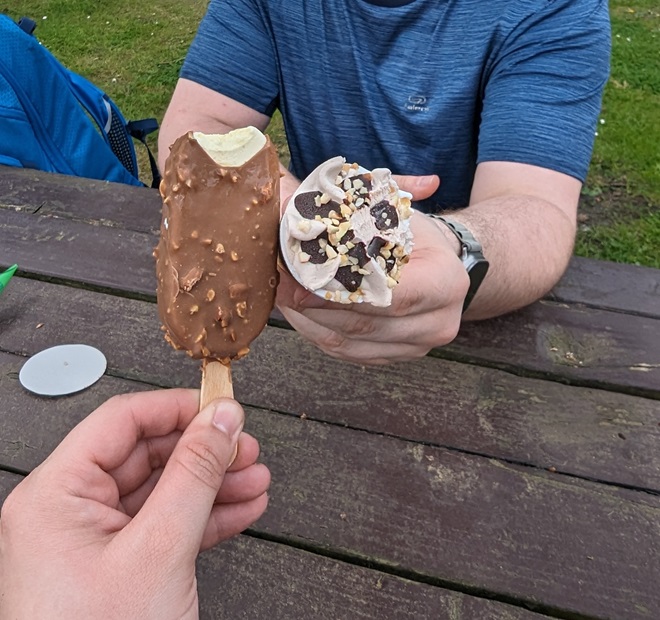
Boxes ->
[200,359,238,465]
[200,359,233,409]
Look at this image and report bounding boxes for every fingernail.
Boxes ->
[211,399,244,442]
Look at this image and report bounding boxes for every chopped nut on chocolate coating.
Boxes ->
[229,282,249,299]
[180,266,203,292]
[236,301,247,318]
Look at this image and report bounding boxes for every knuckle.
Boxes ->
[177,439,225,491]
[0,487,21,526]
[432,318,461,348]
[391,287,423,317]
[344,313,376,337]
[316,329,347,354]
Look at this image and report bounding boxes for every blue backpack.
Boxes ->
[0,15,161,187]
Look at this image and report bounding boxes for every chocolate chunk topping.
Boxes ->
[367,237,387,258]
[295,192,342,220]
[294,191,322,219]
[370,200,399,231]
[354,173,372,192]
[385,256,396,273]
[347,241,369,267]
[334,266,363,292]
[322,199,343,219]
[301,231,330,264]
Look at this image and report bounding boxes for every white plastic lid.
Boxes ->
[19,344,107,396]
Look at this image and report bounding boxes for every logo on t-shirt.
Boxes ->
[405,95,429,112]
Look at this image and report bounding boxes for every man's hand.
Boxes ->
[277,207,468,365]
[276,173,463,365]
[0,389,270,619]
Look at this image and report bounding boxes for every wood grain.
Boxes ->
[551,255,660,319]
[200,360,234,407]
[196,537,551,620]
[0,166,161,233]
[0,366,658,619]
[0,471,545,620]
[446,299,660,398]
[0,469,21,499]
[3,166,659,316]
[2,205,660,396]
[1,279,659,491]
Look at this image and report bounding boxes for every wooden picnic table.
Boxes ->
[0,166,659,619]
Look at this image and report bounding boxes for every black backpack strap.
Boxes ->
[127,119,162,188]
[17,16,37,35]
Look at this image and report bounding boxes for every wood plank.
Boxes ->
[4,166,660,318]
[552,256,660,319]
[2,207,660,397]
[254,413,660,620]
[0,352,148,471]
[197,537,551,620]
[0,367,658,619]
[0,470,541,620]
[0,166,160,233]
[0,207,156,297]
[445,300,660,398]
[1,279,659,491]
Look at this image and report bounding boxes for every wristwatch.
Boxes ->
[428,214,489,313]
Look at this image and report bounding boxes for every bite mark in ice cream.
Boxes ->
[280,157,413,306]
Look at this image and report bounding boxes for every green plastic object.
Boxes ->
[0,264,17,295]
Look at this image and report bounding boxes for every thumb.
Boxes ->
[130,398,244,561]
[392,174,440,201]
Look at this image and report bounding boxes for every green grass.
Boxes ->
[578,1,660,267]
[6,1,659,267]
[7,0,205,123]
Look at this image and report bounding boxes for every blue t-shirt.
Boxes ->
[181,0,610,212]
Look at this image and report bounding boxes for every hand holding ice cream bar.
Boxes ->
[280,157,413,307]
[155,127,280,409]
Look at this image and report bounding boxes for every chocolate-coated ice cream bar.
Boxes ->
[155,128,280,364]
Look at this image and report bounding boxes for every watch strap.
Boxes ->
[428,214,489,312]
[429,215,483,258]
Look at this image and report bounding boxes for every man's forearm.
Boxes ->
[437,194,576,320]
